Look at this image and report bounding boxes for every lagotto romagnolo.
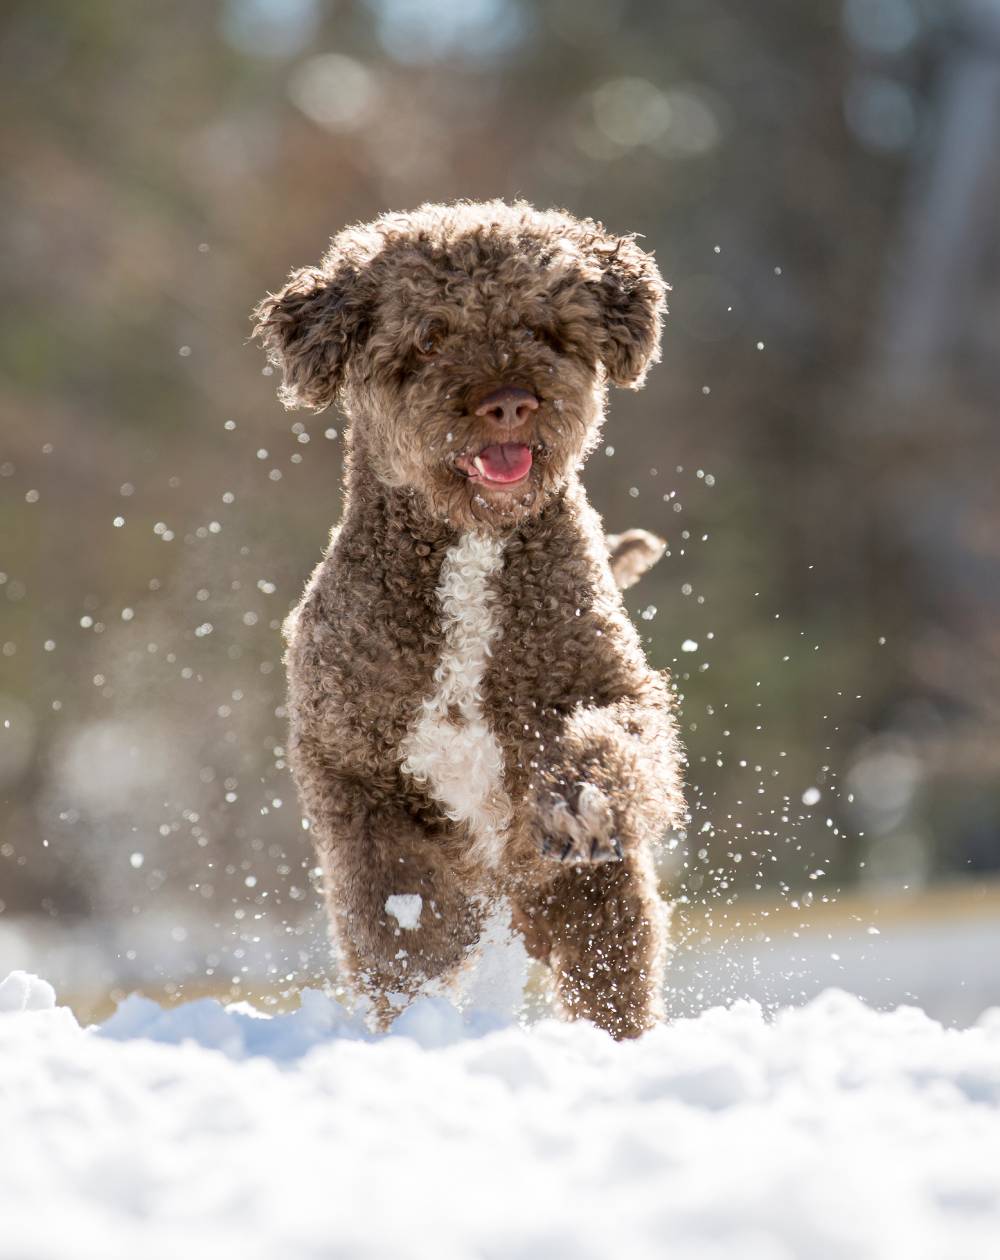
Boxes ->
[253,199,686,1039]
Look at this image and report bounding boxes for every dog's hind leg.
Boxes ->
[511,847,669,1040]
[312,789,485,1028]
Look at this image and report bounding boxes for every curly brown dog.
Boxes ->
[253,199,685,1039]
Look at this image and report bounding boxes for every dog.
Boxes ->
[253,199,685,1039]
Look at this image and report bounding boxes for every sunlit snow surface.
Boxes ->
[2,969,1000,1260]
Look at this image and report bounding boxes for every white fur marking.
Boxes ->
[400,532,510,867]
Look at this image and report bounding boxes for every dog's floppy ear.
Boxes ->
[577,227,668,389]
[252,258,372,411]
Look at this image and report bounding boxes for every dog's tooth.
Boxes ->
[473,456,486,477]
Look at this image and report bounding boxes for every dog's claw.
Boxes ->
[587,835,623,863]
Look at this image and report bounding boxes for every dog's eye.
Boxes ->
[416,323,447,359]
[531,325,565,353]
[520,328,536,342]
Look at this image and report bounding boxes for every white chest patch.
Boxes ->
[400,532,511,867]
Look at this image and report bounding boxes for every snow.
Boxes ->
[385,892,424,930]
[0,969,55,1013]
[2,971,999,1259]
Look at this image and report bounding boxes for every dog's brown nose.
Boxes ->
[474,386,539,427]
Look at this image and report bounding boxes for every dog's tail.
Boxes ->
[607,529,666,591]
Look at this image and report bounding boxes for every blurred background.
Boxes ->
[2,0,999,1023]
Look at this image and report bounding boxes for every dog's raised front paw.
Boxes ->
[537,783,623,865]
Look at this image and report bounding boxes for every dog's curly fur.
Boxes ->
[254,199,685,1039]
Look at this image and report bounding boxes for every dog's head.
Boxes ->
[253,200,666,530]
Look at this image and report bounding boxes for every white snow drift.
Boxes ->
[2,969,999,1260]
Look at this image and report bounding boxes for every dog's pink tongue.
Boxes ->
[477,443,532,483]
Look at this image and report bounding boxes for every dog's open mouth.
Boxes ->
[454,442,534,489]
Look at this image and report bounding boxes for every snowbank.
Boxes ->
[2,970,999,1260]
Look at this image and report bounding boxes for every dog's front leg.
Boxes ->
[525,690,682,867]
[293,766,485,1025]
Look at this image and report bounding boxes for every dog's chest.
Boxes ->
[399,532,511,866]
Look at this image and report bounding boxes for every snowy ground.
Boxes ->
[3,968,1000,1260]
